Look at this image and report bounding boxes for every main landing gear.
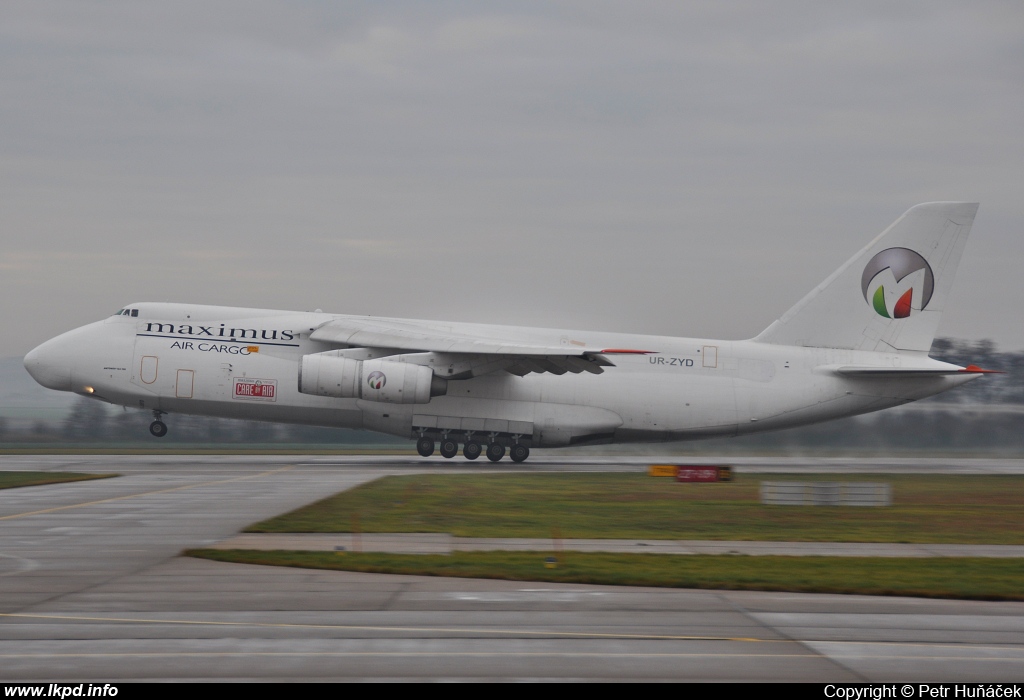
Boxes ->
[439,438,459,459]
[463,441,482,460]
[415,432,530,463]
[149,410,168,438]
[509,444,529,463]
[486,442,504,462]
[416,436,434,457]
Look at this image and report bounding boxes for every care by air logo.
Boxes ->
[366,371,386,390]
[861,247,934,319]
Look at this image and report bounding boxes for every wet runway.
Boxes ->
[1,454,1023,681]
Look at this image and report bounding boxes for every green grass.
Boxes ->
[186,549,1024,602]
[0,471,117,490]
[247,472,1024,544]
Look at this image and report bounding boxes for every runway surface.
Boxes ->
[1,454,1023,681]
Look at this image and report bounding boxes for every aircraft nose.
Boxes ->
[23,337,73,392]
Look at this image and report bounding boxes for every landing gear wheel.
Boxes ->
[463,441,482,460]
[510,444,530,463]
[486,443,505,462]
[416,436,435,457]
[440,438,459,459]
[149,420,168,438]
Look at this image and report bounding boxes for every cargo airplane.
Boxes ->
[24,202,991,462]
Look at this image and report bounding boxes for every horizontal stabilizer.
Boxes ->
[831,364,1000,376]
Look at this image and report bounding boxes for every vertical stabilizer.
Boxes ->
[754,202,978,353]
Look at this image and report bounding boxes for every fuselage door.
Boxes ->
[140,356,158,384]
[702,345,718,368]
[176,369,194,399]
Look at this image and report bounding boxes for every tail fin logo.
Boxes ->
[861,247,934,319]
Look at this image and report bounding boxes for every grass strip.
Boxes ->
[186,548,1024,602]
[0,472,117,490]
[247,473,1024,544]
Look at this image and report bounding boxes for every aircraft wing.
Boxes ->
[308,318,651,377]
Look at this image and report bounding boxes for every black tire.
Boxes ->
[416,436,435,457]
[510,444,530,463]
[149,420,168,438]
[440,438,459,459]
[463,441,482,460]
[486,443,505,462]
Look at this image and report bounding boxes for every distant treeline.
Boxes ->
[693,405,1024,454]
[689,337,1024,454]
[4,399,403,447]
[0,338,1018,451]
[926,338,1024,404]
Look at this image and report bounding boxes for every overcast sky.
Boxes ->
[3,1,1022,358]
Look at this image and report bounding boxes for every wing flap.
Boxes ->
[308,318,636,377]
[311,319,579,356]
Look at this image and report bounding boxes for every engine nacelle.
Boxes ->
[298,354,446,404]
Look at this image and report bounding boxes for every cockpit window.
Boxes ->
[113,308,139,317]
[114,309,126,316]
[131,309,139,317]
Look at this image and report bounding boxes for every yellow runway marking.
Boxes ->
[0,612,763,642]
[0,650,1019,662]
[2,613,1022,660]
[0,465,297,521]
[0,652,821,659]
[3,612,1022,657]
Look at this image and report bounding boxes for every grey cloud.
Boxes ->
[2,1,1022,356]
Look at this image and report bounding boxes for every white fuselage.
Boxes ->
[23,302,975,448]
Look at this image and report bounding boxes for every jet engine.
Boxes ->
[298,354,447,404]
